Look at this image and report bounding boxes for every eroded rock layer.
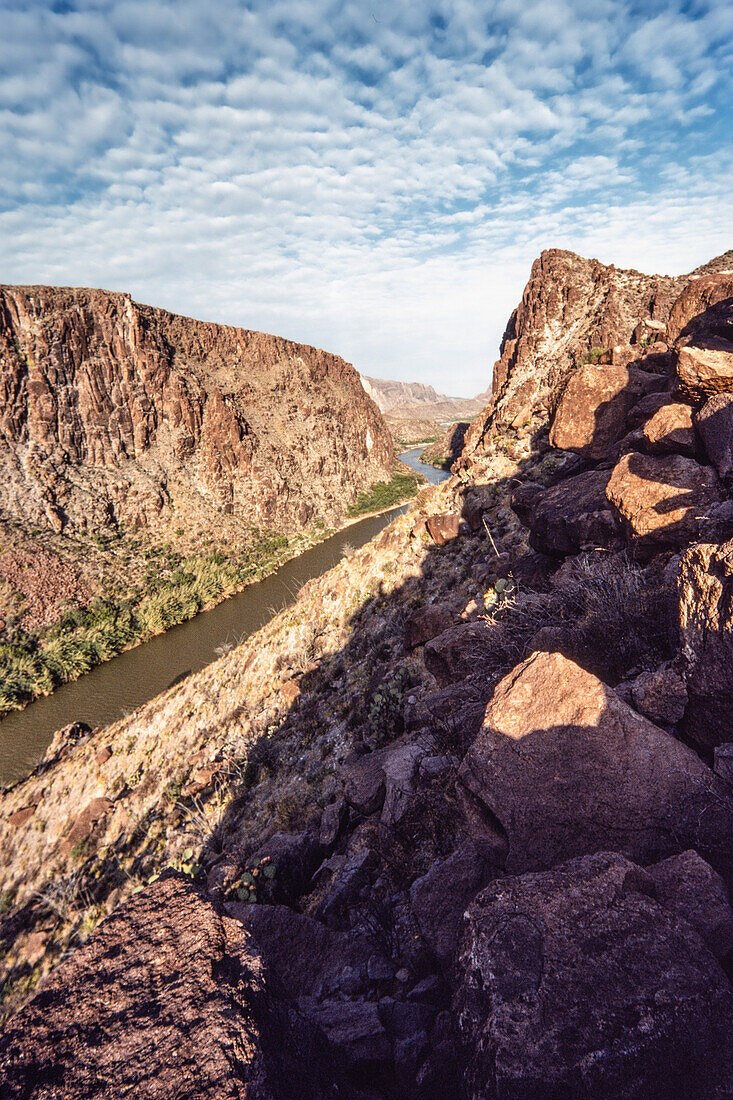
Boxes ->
[0,285,393,535]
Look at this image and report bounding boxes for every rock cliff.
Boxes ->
[0,286,393,536]
[2,253,733,1098]
[460,247,733,466]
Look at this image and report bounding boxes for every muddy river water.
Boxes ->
[0,449,449,785]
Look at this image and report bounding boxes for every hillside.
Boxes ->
[1,254,733,1098]
[0,286,393,536]
[0,287,399,714]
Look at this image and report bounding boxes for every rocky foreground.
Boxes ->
[1,252,733,1097]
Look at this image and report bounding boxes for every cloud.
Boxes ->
[0,0,731,394]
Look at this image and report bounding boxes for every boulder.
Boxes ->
[714,743,733,786]
[454,851,733,1100]
[404,603,455,649]
[605,451,721,553]
[340,748,388,816]
[460,484,497,530]
[381,736,433,829]
[409,840,498,968]
[549,363,664,460]
[523,469,621,556]
[625,390,672,429]
[423,621,496,688]
[641,401,696,456]
[0,876,345,1099]
[458,651,733,880]
[225,903,379,1002]
[667,271,733,344]
[678,539,733,749]
[695,391,733,480]
[677,338,733,400]
[425,513,460,546]
[630,666,688,725]
[647,850,733,963]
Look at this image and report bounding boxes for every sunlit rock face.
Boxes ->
[0,285,394,535]
[459,247,733,467]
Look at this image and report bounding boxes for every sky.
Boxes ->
[1,1,732,396]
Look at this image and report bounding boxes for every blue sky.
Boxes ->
[1,1,731,395]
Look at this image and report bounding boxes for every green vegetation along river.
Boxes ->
[0,449,448,785]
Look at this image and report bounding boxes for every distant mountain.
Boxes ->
[360,374,490,423]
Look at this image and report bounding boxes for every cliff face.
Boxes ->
[0,286,393,535]
[460,248,733,465]
[460,249,683,462]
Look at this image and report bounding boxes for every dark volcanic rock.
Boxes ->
[410,839,499,969]
[425,513,461,546]
[641,401,696,456]
[677,338,733,400]
[678,538,733,749]
[404,602,456,649]
[630,666,688,725]
[605,451,720,553]
[522,469,621,556]
[454,851,733,1100]
[647,849,733,963]
[458,651,733,880]
[667,271,733,345]
[549,363,664,460]
[0,875,345,1099]
[423,621,496,687]
[695,391,733,480]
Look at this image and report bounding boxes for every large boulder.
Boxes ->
[667,271,733,344]
[678,539,733,749]
[454,851,733,1100]
[409,840,499,969]
[549,363,665,460]
[458,651,733,880]
[0,875,345,1099]
[677,339,733,400]
[605,451,720,553]
[695,391,733,481]
[641,401,696,456]
[523,469,621,556]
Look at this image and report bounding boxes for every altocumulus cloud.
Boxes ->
[1,0,731,393]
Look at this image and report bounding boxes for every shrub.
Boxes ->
[483,552,675,685]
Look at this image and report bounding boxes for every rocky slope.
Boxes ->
[460,247,733,466]
[0,286,393,537]
[2,257,733,1098]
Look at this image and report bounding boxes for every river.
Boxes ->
[0,448,448,785]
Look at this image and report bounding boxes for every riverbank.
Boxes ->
[0,466,421,724]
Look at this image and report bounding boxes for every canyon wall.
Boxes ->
[0,286,394,536]
[461,247,733,465]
